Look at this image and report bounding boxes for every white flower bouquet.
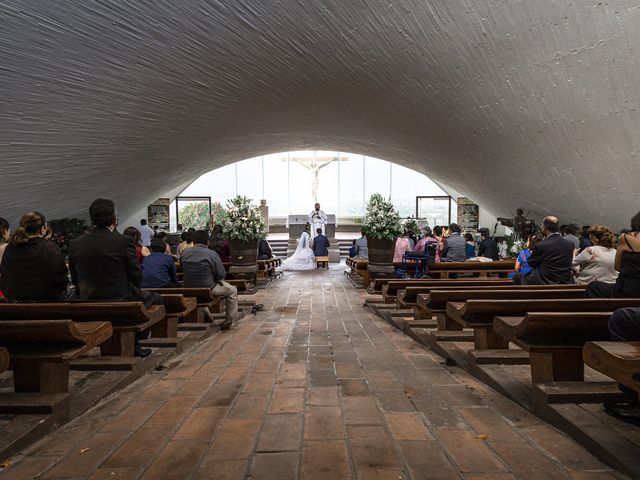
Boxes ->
[509,239,526,256]
[361,193,403,241]
[222,195,266,241]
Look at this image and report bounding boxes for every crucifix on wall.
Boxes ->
[286,155,348,202]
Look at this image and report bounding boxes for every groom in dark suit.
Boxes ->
[513,215,574,285]
[311,228,330,257]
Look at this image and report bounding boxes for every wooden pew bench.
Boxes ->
[0,320,112,393]
[494,312,613,382]
[346,258,370,288]
[0,303,165,358]
[584,341,640,395]
[316,256,329,269]
[144,287,221,323]
[257,259,275,279]
[0,347,9,375]
[428,260,516,279]
[447,298,640,351]
[383,278,513,304]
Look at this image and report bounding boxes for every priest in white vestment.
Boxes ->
[308,203,327,239]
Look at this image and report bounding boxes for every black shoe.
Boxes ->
[135,345,152,358]
[603,401,640,426]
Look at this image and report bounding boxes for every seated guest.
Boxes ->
[513,216,574,285]
[393,232,411,262]
[177,230,194,261]
[69,199,163,357]
[0,217,10,264]
[564,224,580,250]
[508,234,540,279]
[601,307,640,424]
[585,212,640,298]
[572,225,618,285]
[155,231,175,257]
[311,228,330,257]
[209,224,231,263]
[477,228,499,260]
[432,225,444,262]
[123,226,150,264]
[441,223,466,262]
[142,238,180,288]
[354,231,368,259]
[579,225,592,251]
[0,211,69,302]
[464,233,476,259]
[181,230,240,329]
[258,238,274,260]
[348,239,357,258]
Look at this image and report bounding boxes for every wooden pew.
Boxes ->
[0,303,165,357]
[316,256,329,269]
[346,258,370,288]
[429,260,516,278]
[493,312,613,382]
[144,287,221,323]
[383,278,513,304]
[584,341,640,395]
[447,298,640,351]
[0,347,9,374]
[0,320,112,393]
[399,284,586,310]
[138,294,196,346]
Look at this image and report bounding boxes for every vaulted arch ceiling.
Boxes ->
[2,1,638,228]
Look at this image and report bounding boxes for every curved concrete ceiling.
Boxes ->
[2,1,639,229]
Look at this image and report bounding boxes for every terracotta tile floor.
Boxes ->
[0,267,627,479]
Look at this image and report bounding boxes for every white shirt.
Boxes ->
[140,225,154,246]
[572,245,618,284]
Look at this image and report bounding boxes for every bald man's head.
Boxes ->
[541,216,560,234]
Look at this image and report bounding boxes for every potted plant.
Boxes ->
[403,217,420,238]
[361,193,403,265]
[222,195,266,266]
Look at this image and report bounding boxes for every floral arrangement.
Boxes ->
[361,193,403,241]
[508,239,526,257]
[222,195,266,241]
[403,217,420,236]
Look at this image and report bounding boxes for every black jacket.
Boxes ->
[312,234,330,257]
[525,233,575,284]
[69,227,147,303]
[0,237,68,302]
[478,238,499,260]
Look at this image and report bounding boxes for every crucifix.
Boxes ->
[286,155,348,202]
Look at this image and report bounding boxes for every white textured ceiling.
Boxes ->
[2,1,639,228]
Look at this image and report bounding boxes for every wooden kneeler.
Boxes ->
[0,320,112,393]
[584,341,640,395]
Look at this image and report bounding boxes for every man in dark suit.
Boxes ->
[513,216,574,285]
[477,228,499,260]
[69,198,162,357]
[311,228,330,257]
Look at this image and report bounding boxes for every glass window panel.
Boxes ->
[365,156,391,200]
[338,154,364,217]
[236,157,263,203]
[391,163,447,217]
[317,158,339,215]
[263,154,290,217]
[417,196,452,227]
[176,197,211,230]
[288,156,315,214]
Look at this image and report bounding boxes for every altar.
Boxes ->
[287,214,339,263]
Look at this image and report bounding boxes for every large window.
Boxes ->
[177,151,448,219]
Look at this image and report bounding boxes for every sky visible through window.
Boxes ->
[176,151,447,219]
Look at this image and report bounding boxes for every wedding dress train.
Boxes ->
[280,231,316,271]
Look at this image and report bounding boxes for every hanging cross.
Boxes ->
[285,155,348,202]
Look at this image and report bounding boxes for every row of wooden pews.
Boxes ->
[367,276,640,476]
[346,257,516,289]
[0,285,257,459]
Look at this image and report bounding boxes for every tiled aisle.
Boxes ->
[0,267,625,479]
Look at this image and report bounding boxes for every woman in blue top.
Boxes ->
[508,234,541,279]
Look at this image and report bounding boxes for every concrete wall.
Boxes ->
[2,1,639,230]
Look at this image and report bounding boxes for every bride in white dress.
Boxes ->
[281,229,316,271]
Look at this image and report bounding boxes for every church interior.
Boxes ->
[1,1,640,479]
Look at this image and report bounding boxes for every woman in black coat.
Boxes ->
[0,211,69,302]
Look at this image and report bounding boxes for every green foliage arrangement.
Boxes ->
[403,217,420,236]
[361,193,403,241]
[210,201,227,228]
[222,195,266,241]
[179,202,210,230]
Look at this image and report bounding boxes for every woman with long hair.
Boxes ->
[572,225,618,284]
[585,213,640,297]
[123,226,150,264]
[0,211,69,302]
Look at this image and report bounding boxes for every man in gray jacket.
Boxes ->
[442,223,467,262]
[180,230,239,329]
